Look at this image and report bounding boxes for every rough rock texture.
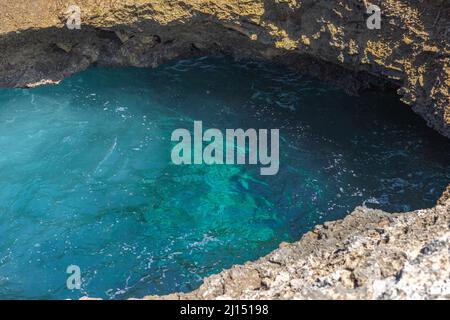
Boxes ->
[0,0,449,137]
[144,190,449,300]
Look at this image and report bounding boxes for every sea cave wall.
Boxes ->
[0,0,449,137]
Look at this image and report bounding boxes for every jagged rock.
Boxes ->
[437,185,450,206]
[146,192,449,300]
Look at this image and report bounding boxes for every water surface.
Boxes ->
[0,57,449,299]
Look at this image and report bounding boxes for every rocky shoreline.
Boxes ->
[1,0,449,138]
[1,0,449,300]
[142,186,449,300]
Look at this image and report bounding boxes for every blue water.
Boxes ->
[0,57,448,299]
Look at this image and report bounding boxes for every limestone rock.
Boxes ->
[0,0,448,137]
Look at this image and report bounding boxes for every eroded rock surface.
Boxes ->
[1,0,449,300]
[145,191,449,300]
[0,0,449,137]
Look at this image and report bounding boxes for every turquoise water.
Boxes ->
[0,57,449,299]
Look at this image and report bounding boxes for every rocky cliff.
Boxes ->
[0,0,449,137]
[146,189,449,300]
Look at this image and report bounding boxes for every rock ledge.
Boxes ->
[1,0,449,137]
[145,189,449,300]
